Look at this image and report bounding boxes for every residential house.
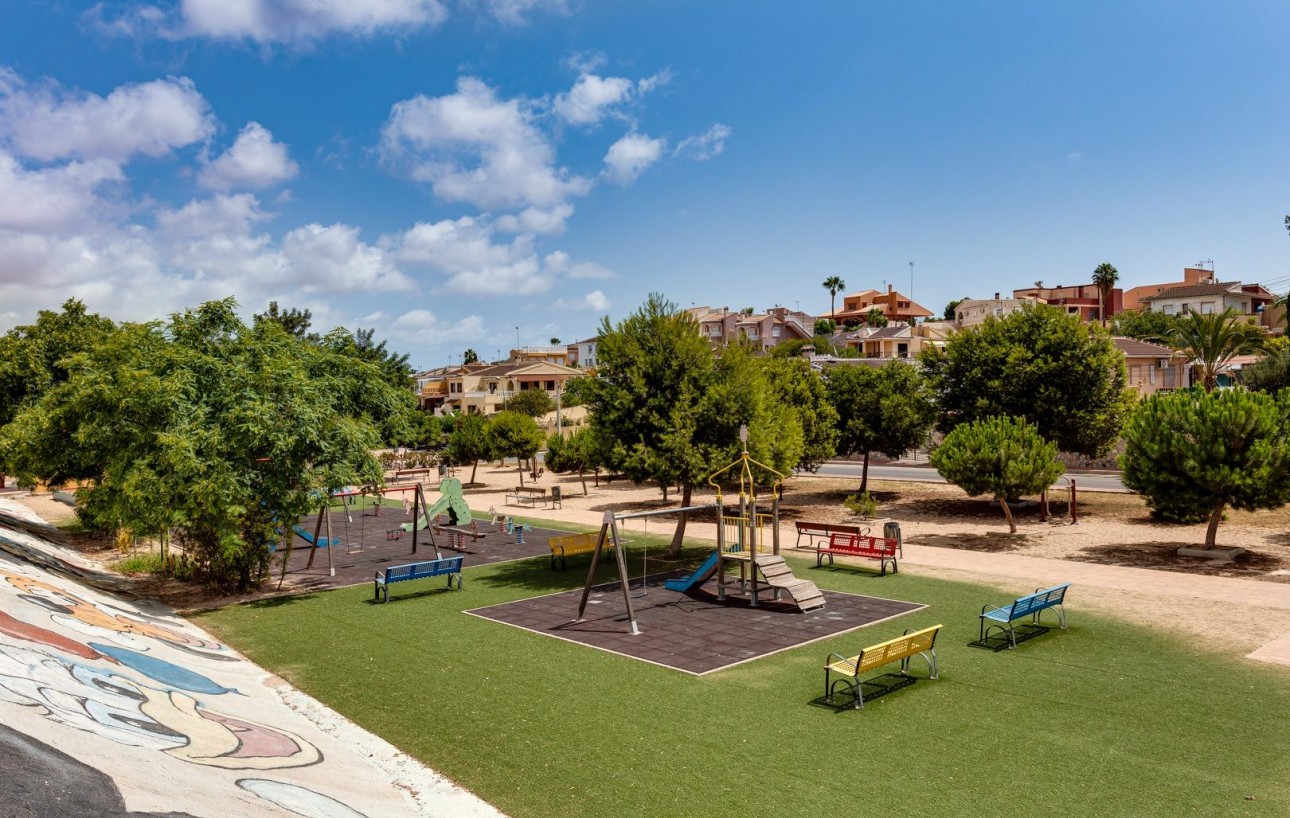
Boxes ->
[443,361,582,415]
[839,321,953,359]
[414,366,453,411]
[1139,281,1275,322]
[687,306,815,352]
[954,294,1040,328]
[831,284,933,325]
[1121,266,1214,312]
[508,346,571,366]
[1011,282,1122,323]
[566,336,601,369]
[1113,337,1187,395]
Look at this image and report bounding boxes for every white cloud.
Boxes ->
[382,77,591,211]
[674,123,732,162]
[155,193,272,238]
[88,0,448,44]
[554,74,633,126]
[0,151,123,232]
[0,74,214,162]
[1067,151,1083,164]
[602,133,664,184]
[389,309,486,344]
[543,251,615,279]
[493,204,574,235]
[199,122,298,190]
[471,0,568,25]
[281,223,414,293]
[390,217,553,296]
[553,290,610,311]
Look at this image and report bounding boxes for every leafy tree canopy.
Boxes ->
[544,427,607,496]
[444,413,492,484]
[253,301,314,338]
[1110,309,1179,342]
[930,416,1064,533]
[488,410,545,484]
[944,299,964,321]
[1240,344,1290,394]
[463,348,480,364]
[826,361,937,491]
[920,304,1134,457]
[1121,389,1290,545]
[0,299,116,429]
[865,307,889,328]
[1168,309,1266,392]
[507,388,555,417]
[759,356,838,472]
[0,298,409,591]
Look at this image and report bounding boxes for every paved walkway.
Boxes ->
[479,483,1290,668]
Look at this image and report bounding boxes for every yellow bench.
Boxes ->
[548,531,601,570]
[824,624,942,709]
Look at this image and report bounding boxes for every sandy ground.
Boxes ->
[12,467,1290,663]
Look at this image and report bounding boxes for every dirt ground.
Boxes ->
[11,469,1290,660]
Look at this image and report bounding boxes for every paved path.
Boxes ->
[815,462,1129,492]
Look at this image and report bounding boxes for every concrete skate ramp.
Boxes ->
[0,499,503,818]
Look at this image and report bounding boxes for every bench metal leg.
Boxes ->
[900,648,938,680]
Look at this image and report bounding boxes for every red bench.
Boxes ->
[816,532,899,576]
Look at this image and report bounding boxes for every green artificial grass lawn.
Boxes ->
[196,542,1290,818]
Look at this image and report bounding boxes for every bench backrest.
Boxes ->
[515,486,545,495]
[855,625,942,674]
[548,532,598,553]
[1010,583,1070,618]
[386,557,463,581]
[798,521,862,534]
[827,532,898,556]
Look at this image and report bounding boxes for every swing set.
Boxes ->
[572,427,825,635]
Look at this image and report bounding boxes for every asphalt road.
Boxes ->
[814,462,1128,492]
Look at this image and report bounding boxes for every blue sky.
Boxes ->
[1,1,1288,367]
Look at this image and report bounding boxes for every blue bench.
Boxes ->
[374,557,464,603]
[979,583,1071,648]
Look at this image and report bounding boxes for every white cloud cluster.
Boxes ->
[199,122,298,190]
[382,77,592,216]
[553,66,669,127]
[87,0,448,45]
[553,289,610,311]
[467,0,568,25]
[0,74,214,162]
[602,133,664,184]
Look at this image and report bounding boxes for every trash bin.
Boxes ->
[438,464,448,477]
[551,485,562,509]
[882,521,903,557]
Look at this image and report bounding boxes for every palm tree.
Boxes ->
[822,276,846,320]
[1169,309,1263,392]
[1092,262,1119,327]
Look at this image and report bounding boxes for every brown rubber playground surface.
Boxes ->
[466,574,925,675]
[277,508,566,591]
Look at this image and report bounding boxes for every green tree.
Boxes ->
[1092,262,1119,327]
[822,276,846,319]
[944,299,964,321]
[487,411,545,485]
[1169,309,1265,392]
[507,388,555,417]
[0,299,116,430]
[560,375,594,408]
[813,318,836,336]
[930,416,1064,533]
[920,304,1134,457]
[463,348,480,365]
[253,301,314,338]
[760,357,838,472]
[1240,344,1290,394]
[1121,390,1290,545]
[589,294,803,556]
[864,308,889,328]
[0,299,406,591]
[826,361,937,491]
[1110,309,1179,342]
[444,414,492,484]
[544,427,605,495]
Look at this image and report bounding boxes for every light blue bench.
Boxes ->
[979,583,1071,648]
[374,557,464,603]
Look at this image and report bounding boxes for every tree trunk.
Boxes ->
[470,459,478,484]
[518,462,525,486]
[998,495,1017,534]
[1205,503,1225,547]
[661,482,668,501]
[860,451,870,493]
[666,484,693,559]
[578,468,588,496]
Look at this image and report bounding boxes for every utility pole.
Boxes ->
[909,261,915,300]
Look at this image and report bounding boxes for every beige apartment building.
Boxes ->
[687,306,815,351]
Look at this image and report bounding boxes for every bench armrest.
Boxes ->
[980,603,1006,616]
[825,652,850,665]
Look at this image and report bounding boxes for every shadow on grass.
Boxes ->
[241,592,324,610]
[808,672,920,711]
[472,543,713,595]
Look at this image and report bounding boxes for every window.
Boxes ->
[1200,302,1214,314]
[545,380,555,390]
[488,383,496,394]
[772,326,781,337]
[1162,304,1176,315]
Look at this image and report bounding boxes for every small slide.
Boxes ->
[292,525,339,548]
[664,550,720,594]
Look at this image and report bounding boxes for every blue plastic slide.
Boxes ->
[663,550,720,593]
[292,525,338,548]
